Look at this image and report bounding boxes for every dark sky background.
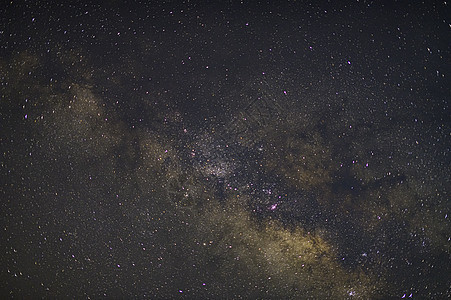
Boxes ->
[1,0,450,299]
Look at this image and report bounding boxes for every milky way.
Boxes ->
[1,1,449,299]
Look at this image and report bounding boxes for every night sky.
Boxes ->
[1,1,450,299]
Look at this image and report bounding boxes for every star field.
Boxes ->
[1,1,449,298]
